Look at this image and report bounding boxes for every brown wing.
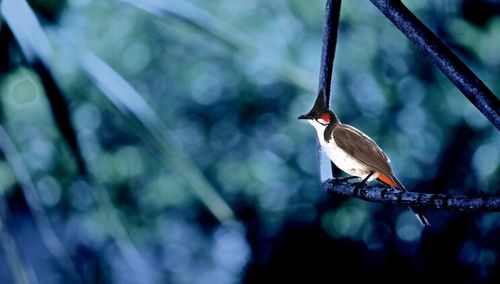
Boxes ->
[332,124,392,174]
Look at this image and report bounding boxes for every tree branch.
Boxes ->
[317,0,342,108]
[312,1,500,214]
[323,179,500,212]
[311,0,343,179]
[370,0,500,130]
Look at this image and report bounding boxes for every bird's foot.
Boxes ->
[331,176,358,185]
[353,181,367,190]
[352,180,368,196]
[352,172,374,196]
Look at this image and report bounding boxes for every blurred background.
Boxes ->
[0,0,499,283]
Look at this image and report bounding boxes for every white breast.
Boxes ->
[322,138,378,179]
[309,120,378,181]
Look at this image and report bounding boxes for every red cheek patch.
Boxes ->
[320,113,330,123]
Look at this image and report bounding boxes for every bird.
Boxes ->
[298,95,430,226]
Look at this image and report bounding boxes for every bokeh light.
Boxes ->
[0,0,498,283]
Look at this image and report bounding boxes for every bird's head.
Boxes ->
[298,90,339,131]
[298,109,332,125]
[298,108,339,134]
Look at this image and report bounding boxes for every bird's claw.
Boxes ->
[352,181,367,195]
[354,182,365,190]
[331,176,358,185]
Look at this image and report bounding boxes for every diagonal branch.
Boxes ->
[323,179,500,212]
[370,0,500,130]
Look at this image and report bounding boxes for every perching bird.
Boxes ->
[298,98,430,226]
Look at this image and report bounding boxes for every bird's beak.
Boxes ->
[298,113,312,120]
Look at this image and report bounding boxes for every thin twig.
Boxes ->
[323,179,500,212]
[370,0,500,130]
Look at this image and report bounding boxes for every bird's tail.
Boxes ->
[388,174,431,227]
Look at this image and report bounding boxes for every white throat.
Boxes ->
[307,119,327,144]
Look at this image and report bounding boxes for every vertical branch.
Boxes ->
[315,0,343,180]
[317,0,342,109]
[370,0,500,130]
